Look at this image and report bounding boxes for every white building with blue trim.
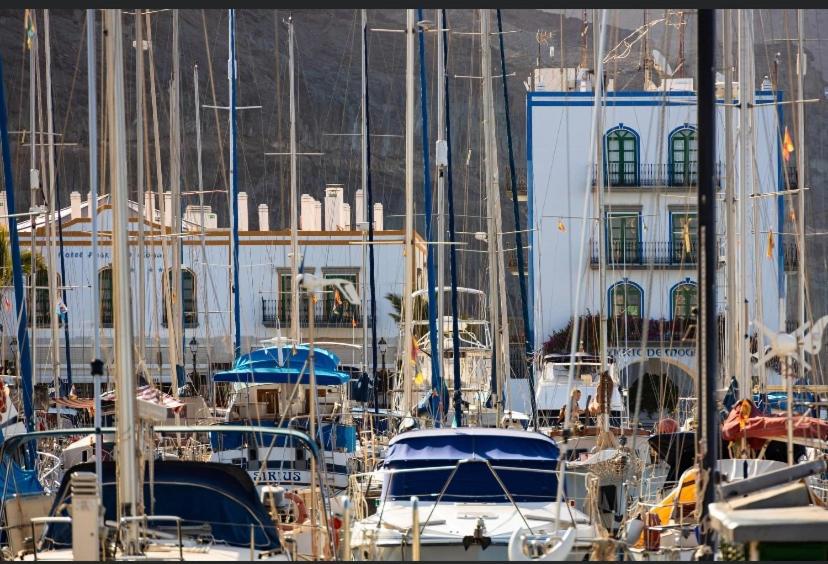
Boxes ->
[526,75,793,386]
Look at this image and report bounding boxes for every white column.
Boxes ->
[342,203,351,230]
[373,202,383,231]
[70,191,82,219]
[313,201,322,230]
[237,191,249,231]
[355,189,365,224]
[258,203,269,231]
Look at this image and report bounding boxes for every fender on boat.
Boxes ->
[507,526,577,561]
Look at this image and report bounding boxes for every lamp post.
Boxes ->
[188,336,198,392]
[378,337,387,408]
[9,337,17,375]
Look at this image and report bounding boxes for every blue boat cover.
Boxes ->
[382,429,559,503]
[0,461,43,497]
[43,461,280,550]
[213,345,349,386]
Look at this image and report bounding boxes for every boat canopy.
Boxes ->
[213,345,349,386]
[382,428,559,503]
[722,398,828,448]
[43,460,281,550]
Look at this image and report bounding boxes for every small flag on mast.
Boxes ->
[24,10,34,50]
[766,229,775,258]
[682,220,692,254]
[782,126,795,162]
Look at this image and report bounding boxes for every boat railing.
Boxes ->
[28,516,72,560]
[348,463,593,529]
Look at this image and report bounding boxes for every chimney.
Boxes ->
[355,189,365,224]
[237,192,249,231]
[313,201,322,230]
[300,194,315,230]
[0,192,7,230]
[342,203,351,230]
[87,191,94,219]
[373,203,384,231]
[144,190,155,221]
[258,203,269,231]
[163,192,173,227]
[324,185,344,231]
[70,191,82,220]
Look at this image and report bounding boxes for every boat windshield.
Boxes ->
[381,429,559,503]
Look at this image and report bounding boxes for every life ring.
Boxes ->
[284,491,308,524]
[0,381,6,414]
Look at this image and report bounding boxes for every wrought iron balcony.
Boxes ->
[261,297,366,329]
[593,162,723,188]
[590,240,698,268]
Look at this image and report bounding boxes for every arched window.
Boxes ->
[669,126,697,186]
[609,281,642,318]
[605,126,639,186]
[163,269,198,328]
[671,281,698,320]
[99,266,113,328]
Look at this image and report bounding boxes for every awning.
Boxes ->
[722,398,828,448]
[213,366,349,387]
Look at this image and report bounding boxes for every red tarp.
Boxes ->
[52,385,184,414]
[722,398,828,449]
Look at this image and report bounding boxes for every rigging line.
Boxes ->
[200,10,229,193]
[417,8,444,426]
[496,9,535,426]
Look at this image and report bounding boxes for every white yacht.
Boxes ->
[350,427,598,561]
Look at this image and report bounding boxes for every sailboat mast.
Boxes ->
[481,8,510,418]
[435,8,446,389]
[402,9,415,413]
[792,9,806,466]
[194,64,211,401]
[229,9,242,356]
[170,9,183,392]
[288,16,300,345]
[744,11,765,395]
[361,9,369,376]
[593,9,608,376]
[44,10,62,396]
[696,8,718,547]
[104,8,140,552]
[28,11,38,413]
[135,10,146,362]
[723,10,739,394]
[86,7,103,483]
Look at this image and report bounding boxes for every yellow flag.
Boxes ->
[414,372,425,385]
[557,220,566,232]
[782,126,794,162]
[311,293,318,305]
[766,229,775,259]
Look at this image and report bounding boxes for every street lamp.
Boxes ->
[9,337,17,375]
[188,336,198,379]
[378,337,388,408]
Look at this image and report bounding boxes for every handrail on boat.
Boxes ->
[119,515,184,561]
[0,425,322,464]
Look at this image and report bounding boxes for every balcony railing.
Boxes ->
[606,317,699,345]
[261,297,366,329]
[593,162,723,188]
[590,240,698,267]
